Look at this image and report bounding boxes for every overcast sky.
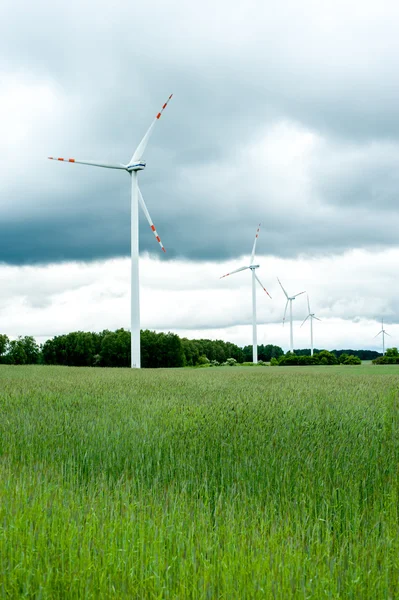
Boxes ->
[1,0,399,351]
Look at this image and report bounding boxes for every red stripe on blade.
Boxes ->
[151,225,156,231]
[156,112,161,119]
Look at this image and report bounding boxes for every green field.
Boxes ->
[1,364,399,598]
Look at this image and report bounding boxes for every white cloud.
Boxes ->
[1,248,397,352]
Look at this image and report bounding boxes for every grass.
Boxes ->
[1,364,399,598]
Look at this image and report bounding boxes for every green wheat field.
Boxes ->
[1,364,399,598]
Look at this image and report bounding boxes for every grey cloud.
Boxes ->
[2,0,399,266]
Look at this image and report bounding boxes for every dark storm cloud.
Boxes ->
[2,0,399,265]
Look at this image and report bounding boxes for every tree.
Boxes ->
[7,339,27,365]
[385,347,399,357]
[101,329,130,367]
[20,336,40,364]
[259,344,284,361]
[181,338,200,366]
[0,334,9,362]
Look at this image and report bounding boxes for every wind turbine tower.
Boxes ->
[277,278,306,353]
[374,319,391,356]
[221,224,272,363]
[49,95,173,368]
[300,294,321,356]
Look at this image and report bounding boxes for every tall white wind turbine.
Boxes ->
[49,94,173,368]
[300,294,321,356]
[220,224,271,363]
[374,318,391,355]
[277,278,306,353]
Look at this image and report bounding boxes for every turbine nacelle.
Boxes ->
[249,264,260,270]
[126,161,146,172]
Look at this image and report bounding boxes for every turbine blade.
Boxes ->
[220,266,250,279]
[282,299,289,324]
[385,331,391,336]
[300,315,310,327]
[293,290,306,298]
[254,273,271,298]
[138,187,165,253]
[374,331,383,338]
[250,223,261,265]
[313,316,322,322]
[130,94,173,164]
[277,277,289,299]
[307,294,310,314]
[48,157,126,169]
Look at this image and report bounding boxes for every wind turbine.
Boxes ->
[48,95,173,368]
[277,278,306,353]
[374,318,391,355]
[220,224,271,363]
[300,294,321,356]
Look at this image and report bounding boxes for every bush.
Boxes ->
[317,350,338,365]
[373,355,399,365]
[342,355,361,365]
[196,355,210,366]
[270,358,279,366]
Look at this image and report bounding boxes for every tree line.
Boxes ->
[0,330,283,367]
[272,350,361,366]
[0,330,383,368]
[293,348,380,360]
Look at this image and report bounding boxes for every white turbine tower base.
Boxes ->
[49,94,173,368]
[374,318,391,356]
[277,278,306,353]
[221,224,272,363]
[300,294,321,356]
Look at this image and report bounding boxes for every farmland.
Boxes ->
[1,364,399,598]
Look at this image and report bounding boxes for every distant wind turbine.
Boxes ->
[300,294,321,356]
[374,318,391,355]
[49,94,173,368]
[277,278,306,353]
[220,224,271,363]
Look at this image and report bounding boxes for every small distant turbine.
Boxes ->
[300,294,321,356]
[220,224,272,363]
[374,318,391,355]
[277,278,306,353]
